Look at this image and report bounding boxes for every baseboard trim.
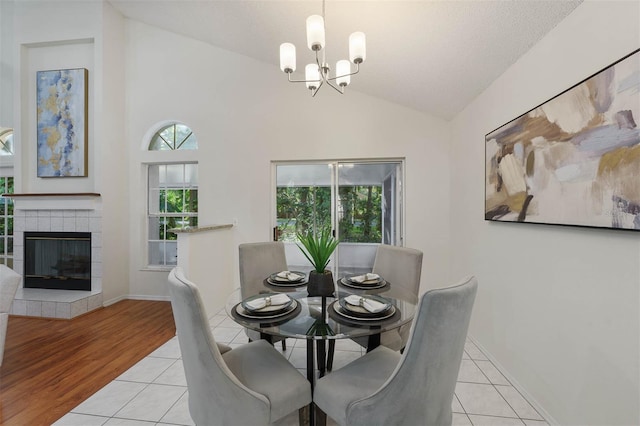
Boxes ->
[467,335,558,426]
[103,295,171,307]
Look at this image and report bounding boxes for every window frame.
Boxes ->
[271,158,405,276]
[142,122,199,270]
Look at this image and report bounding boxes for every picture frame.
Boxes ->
[485,49,640,231]
[36,68,88,177]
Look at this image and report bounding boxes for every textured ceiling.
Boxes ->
[109,0,582,120]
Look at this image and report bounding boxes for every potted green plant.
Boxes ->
[297,228,339,297]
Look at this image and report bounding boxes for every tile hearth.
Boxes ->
[11,288,103,320]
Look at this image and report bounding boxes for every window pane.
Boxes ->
[148,217,162,240]
[186,189,198,213]
[184,163,198,186]
[164,190,185,213]
[0,129,13,155]
[337,185,382,243]
[148,124,197,151]
[149,133,171,151]
[148,241,165,265]
[163,164,185,187]
[164,241,178,265]
[180,133,198,150]
[149,188,161,214]
[276,185,332,241]
[163,217,179,239]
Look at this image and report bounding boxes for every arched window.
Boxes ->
[149,123,197,151]
[0,128,14,155]
[146,123,198,268]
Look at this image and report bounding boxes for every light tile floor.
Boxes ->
[54,309,548,426]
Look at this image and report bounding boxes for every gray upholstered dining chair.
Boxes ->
[168,267,312,426]
[239,242,289,350]
[314,276,478,426]
[351,244,423,352]
[0,264,21,366]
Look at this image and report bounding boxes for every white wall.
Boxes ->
[124,20,451,300]
[96,1,128,303]
[450,2,640,425]
[0,0,14,127]
[10,1,129,303]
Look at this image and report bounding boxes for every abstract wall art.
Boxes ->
[36,68,88,177]
[485,49,640,231]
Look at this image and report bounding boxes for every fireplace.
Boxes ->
[24,232,92,291]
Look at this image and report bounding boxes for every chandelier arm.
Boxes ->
[325,79,345,94]
[311,79,324,97]
[287,73,321,84]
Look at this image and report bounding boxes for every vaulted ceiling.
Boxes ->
[109,0,582,120]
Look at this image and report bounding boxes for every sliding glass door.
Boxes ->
[273,160,403,277]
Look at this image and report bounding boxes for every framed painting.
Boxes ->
[36,68,88,177]
[485,49,640,231]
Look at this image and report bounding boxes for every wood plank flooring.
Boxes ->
[0,299,176,425]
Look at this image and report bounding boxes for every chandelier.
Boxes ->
[279,0,366,96]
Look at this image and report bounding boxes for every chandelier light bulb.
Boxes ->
[349,32,366,64]
[336,60,351,87]
[306,15,325,51]
[305,64,320,90]
[280,43,296,73]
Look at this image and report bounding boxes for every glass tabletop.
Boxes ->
[225,276,418,341]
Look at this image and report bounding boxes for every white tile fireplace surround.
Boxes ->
[9,194,103,319]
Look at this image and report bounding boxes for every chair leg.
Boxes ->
[281,339,287,351]
[326,340,335,371]
[299,405,310,426]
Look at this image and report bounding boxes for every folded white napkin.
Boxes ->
[351,273,381,283]
[245,293,291,310]
[276,271,303,281]
[344,295,388,313]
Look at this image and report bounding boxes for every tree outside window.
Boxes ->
[276,185,382,243]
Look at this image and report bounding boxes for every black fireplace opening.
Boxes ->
[24,232,91,291]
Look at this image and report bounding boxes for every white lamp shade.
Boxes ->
[349,32,366,63]
[306,15,325,50]
[336,60,351,86]
[305,64,320,89]
[280,43,296,72]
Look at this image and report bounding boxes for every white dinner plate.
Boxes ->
[340,277,387,290]
[236,299,298,320]
[332,302,396,321]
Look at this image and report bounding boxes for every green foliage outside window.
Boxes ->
[157,189,198,240]
[338,186,382,243]
[276,184,382,243]
[277,186,332,241]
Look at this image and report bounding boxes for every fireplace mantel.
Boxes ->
[3,193,101,210]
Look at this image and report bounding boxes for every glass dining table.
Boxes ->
[225,275,418,426]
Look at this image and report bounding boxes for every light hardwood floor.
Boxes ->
[0,300,175,426]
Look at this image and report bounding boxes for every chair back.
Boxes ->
[238,242,288,299]
[167,267,270,425]
[0,264,21,313]
[0,265,21,366]
[372,245,423,296]
[347,276,478,425]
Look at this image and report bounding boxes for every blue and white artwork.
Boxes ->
[36,68,88,177]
